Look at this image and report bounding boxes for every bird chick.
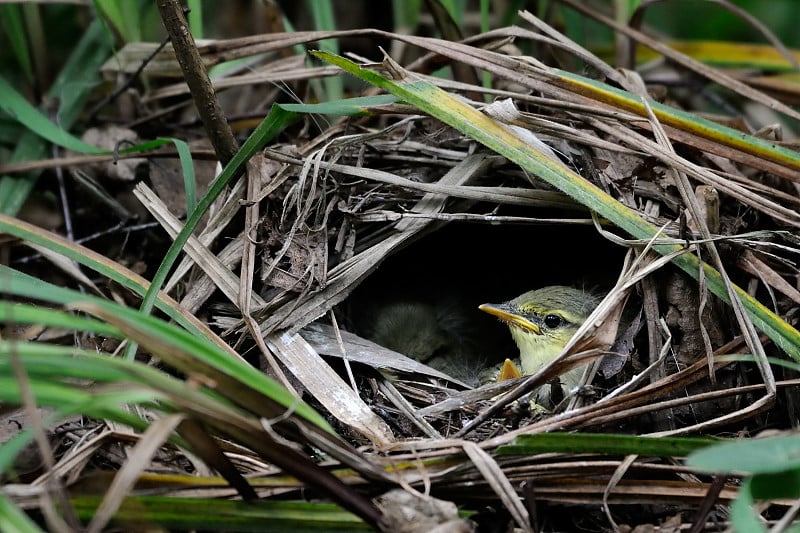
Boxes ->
[479,286,600,404]
[364,300,487,386]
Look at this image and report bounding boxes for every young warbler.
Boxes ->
[479,286,600,404]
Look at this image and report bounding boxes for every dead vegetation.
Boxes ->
[3,2,800,531]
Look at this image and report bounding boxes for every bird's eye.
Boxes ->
[543,314,563,329]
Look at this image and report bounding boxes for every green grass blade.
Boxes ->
[0,75,105,154]
[75,301,332,431]
[278,94,399,115]
[0,494,45,533]
[312,51,800,362]
[0,19,109,216]
[171,137,197,214]
[688,433,800,475]
[0,270,330,431]
[0,5,33,83]
[498,432,719,457]
[70,496,371,531]
[93,0,141,42]
[0,225,205,342]
[0,301,121,337]
[187,0,203,39]
[730,479,766,533]
[392,0,421,31]
[554,68,800,172]
[306,0,342,101]
[0,263,196,339]
[0,375,161,414]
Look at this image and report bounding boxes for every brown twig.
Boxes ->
[156,0,239,165]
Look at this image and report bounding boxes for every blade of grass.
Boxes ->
[392,0,421,31]
[0,341,332,484]
[0,494,45,533]
[0,269,330,430]
[74,301,332,430]
[0,301,121,337]
[278,94,399,115]
[306,0,342,101]
[499,432,719,457]
[0,261,203,348]
[552,67,800,173]
[312,50,800,362]
[633,40,800,72]
[0,4,33,83]
[93,0,141,42]
[688,433,800,475]
[69,496,371,532]
[0,222,234,358]
[0,19,194,219]
[187,0,203,39]
[0,19,109,216]
[0,344,240,482]
[0,75,197,215]
[0,270,330,431]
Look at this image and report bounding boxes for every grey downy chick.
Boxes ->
[365,300,487,387]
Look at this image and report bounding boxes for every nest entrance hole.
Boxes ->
[342,217,628,380]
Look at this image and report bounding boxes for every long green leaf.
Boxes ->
[0,76,105,154]
[0,369,159,475]
[76,301,332,431]
[278,94,399,115]
[0,301,121,337]
[0,273,329,431]
[0,264,198,339]
[0,23,195,217]
[0,74,197,213]
[0,494,45,533]
[0,5,33,82]
[0,230,208,346]
[0,20,109,216]
[306,0,342,101]
[498,432,719,457]
[70,496,370,531]
[730,478,767,532]
[554,68,800,172]
[93,0,141,42]
[312,51,800,362]
[688,433,800,475]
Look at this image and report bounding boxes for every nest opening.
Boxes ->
[340,207,628,384]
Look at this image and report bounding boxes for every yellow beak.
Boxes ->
[478,303,541,335]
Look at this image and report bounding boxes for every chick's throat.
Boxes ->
[508,323,581,382]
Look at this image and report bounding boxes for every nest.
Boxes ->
[169,37,800,441]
